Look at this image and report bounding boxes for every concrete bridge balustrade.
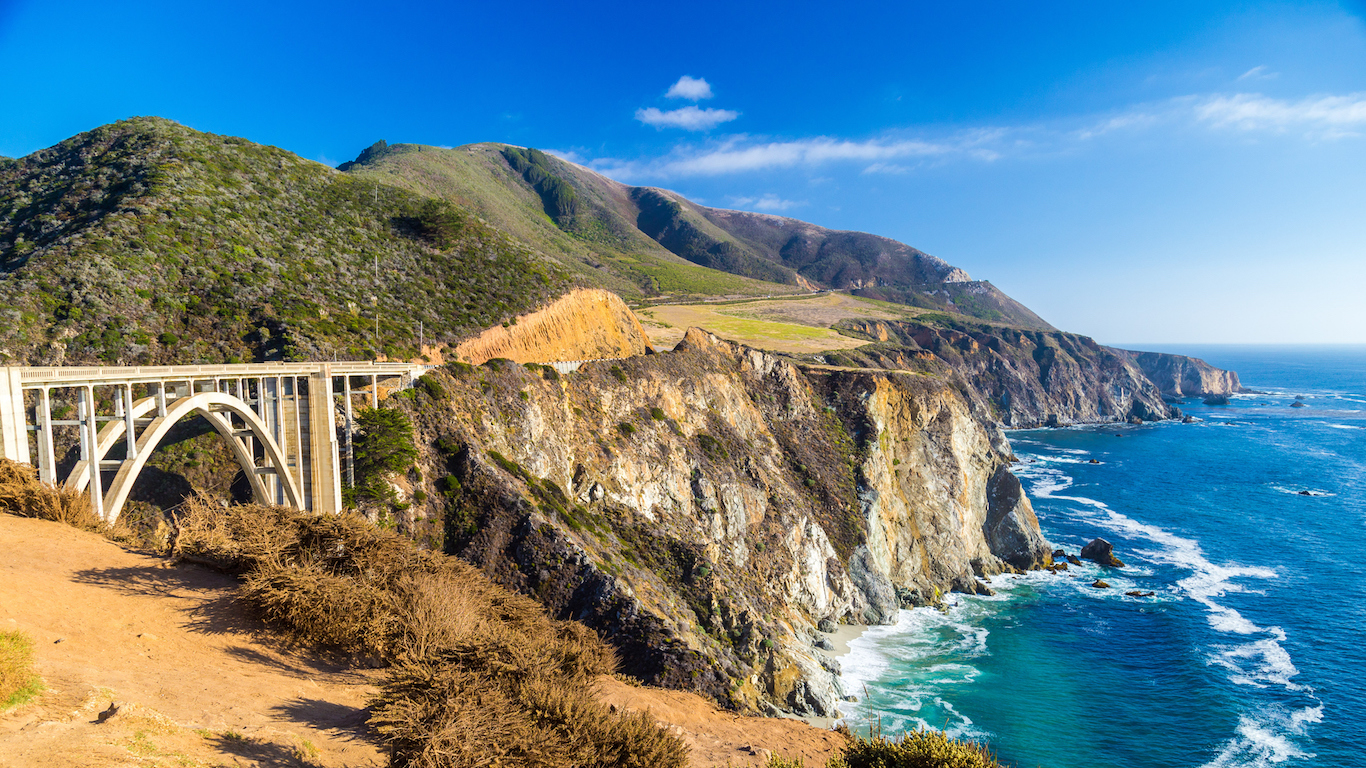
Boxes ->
[0,362,428,525]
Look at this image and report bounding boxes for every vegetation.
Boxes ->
[502,147,583,227]
[171,497,687,767]
[0,629,43,709]
[351,407,419,509]
[830,727,1007,768]
[0,458,104,532]
[0,117,568,365]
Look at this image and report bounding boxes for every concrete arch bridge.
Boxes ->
[0,362,428,525]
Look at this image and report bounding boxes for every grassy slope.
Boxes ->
[341,143,800,301]
[0,118,569,365]
[344,140,1053,329]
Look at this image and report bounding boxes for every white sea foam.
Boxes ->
[1202,705,1323,768]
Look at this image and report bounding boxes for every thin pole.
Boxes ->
[82,386,104,521]
[36,388,55,485]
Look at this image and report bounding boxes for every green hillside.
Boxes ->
[0,118,569,365]
[343,141,1052,329]
[335,141,800,301]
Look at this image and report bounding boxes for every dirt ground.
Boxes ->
[0,514,849,767]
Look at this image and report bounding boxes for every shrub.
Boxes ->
[415,375,447,400]
[170,498,684,768]
[609,365,627,384]
[353,408,418,508]
[0,630,43,709]
[0,459,104,532]
[649,407,665,421]
[831,727,1005,768]
[618,422,636,436]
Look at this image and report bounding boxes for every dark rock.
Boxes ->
[1203,395,1230,406]
[1052,549,1067,560]
[1051,561,1069,571]
[983,466,1053,569]
[1290,401,1308,408]
[1298,490,1312,496]
[1091,580,1111,589]
[1182,416,1199,423]
[814,637,835,651]
[843,695,858,703]
[1124,590,1155,597]
[1088,458,1100,464]
[1081,538,1125,567]
[817,618,838,634]
[848,545,899,625]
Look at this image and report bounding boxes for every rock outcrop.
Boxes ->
[1120,350,1242,397]
[453,288,652,365]
[393,327,1051,717]
[831,319,1180,427]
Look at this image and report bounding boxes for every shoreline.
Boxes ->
[795,622,869,730]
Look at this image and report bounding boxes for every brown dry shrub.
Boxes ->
[0,459,104,533]
[172,497,682,768]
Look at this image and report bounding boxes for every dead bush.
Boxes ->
[173,497,683,768]
[0,459,103,533]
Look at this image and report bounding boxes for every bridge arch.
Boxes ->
[96,392,302,525]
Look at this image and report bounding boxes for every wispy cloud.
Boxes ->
[599,90,1366,181]
[635,105,740,131]
[1195,93,1366,137]
[666,75,713,101]
[728,194,805,211]
[1237,65,1278,81]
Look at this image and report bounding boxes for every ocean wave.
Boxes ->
[1201,705,1322,768]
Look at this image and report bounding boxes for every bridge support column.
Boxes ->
[308,370,342,514]
[35,387,55,485]
[0,368,29,465]
[342,375,355,490]
[80,385,104,521]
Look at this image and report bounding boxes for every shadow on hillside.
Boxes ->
[273,697,378,744]
[70,563,257,636]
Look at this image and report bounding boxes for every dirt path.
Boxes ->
[0,513,850,767]
[0,514,385,767]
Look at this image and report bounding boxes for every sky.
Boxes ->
[2,1,1364,344]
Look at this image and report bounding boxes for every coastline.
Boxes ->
[797,622,868,729]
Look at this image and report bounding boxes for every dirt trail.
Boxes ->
[0,514,385,767]
[0,514,849,767]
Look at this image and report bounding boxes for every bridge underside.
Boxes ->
[0,362,424,525]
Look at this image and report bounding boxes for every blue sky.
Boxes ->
[2,1,1364,344]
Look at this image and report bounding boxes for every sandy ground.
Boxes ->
[0,514,857,767]
[0,514,386,767]
[637,293,915,354]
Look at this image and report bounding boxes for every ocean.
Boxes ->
[839,346,1366,768]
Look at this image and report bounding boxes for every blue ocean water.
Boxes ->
[840,346,1366,768]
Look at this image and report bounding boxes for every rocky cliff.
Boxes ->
[830,319,1184,427]
[1119,350,1242,397]
[388,328,1051,718]
[453,288,653,365]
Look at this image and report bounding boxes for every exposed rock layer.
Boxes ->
[394,328,1051,717]
[832,320,1192,427]
[1120,350,1242,397]
[453,288,652,365]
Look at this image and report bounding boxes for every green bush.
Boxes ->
[353,408,418,508]
[609,365,627,384]
[650,407,665,421]
[618,422,636,436]
[831,728,1006,768]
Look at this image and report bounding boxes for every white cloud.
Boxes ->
[1196,93,1366,136]
[635,106,740,131]
[728,194,805,211]
[1237,65,1278,81]
[666,75,714,101]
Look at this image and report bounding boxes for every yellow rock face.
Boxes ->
[454,288,652,365]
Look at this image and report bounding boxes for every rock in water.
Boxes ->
[1066,554,1083,566]
[1091,580,1111,589]
[983,466,1054,569]
[1081,538,1126,567]
[1203,395,1230,406]
[1290,401,1308,408]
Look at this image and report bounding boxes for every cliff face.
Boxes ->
[1120,350,1242,397]
[392,328,1050,717]
[832,320,1181,427]
[453,288,653,365]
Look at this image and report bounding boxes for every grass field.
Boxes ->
[638,292,923,354]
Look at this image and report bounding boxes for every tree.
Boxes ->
[352,407,417,507]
